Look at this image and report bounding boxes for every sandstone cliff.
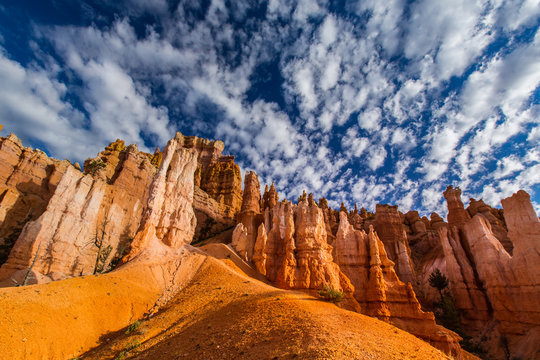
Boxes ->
[0,138,157,284]
[374,204,416,285]
[460,190,540,358]
[0,134,71,265]
[233,189,352,294]
[333,212,462,356]
[1,130,538,360]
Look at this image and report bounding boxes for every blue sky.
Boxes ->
[1,0,539,216]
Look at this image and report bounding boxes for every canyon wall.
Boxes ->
[1,131,538,359]
[0,131,240,284]
[333,212,462,356]
[0,134,71,265]
[0,137,158,284]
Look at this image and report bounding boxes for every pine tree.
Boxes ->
[429,268,449,300]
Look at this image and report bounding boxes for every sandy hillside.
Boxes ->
[77,244,450,360]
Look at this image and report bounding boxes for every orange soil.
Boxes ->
[0,244,452,360]
[79,249,450,360]
[0,249,206,360]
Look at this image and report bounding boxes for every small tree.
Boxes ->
[428,270,486,356]
[429,268,449,300]
[12,244,41,286]
[92,219,112,274]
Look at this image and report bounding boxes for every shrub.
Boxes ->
[125,320,142,335]
[85,159,106,175]
[318,284,344,303]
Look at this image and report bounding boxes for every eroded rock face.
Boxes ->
[0,139,158,284]
[467,198,512,253]
[251,199,352,293]
[232,171,264,260]
[125,133,198,260]
[462,191,540,357]
[182,135,242,219]
[0,134,71,265]
[176,135,242,241]
[443,186,471,229]
[374,204,415,285]
[334,212,462,357]
[192,186,235,243]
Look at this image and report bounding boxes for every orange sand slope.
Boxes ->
[81,251,450,360]
[1,246,450,360]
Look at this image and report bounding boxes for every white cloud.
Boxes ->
[342,127,369,158]
[358,107,382,131]
[320,56,341,91]
[294,65,318,111]
[494,155,526,179]
[319,15,338,46]
[3,0,539,217]
[405,0,493,82]
[368,146,387,171]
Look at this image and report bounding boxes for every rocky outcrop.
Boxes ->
[232,171,264,260]
[200,156,242,217]
[177,135,242,241]
[240,171,261,214]
[333,212,462,356]
[183,136,242,218]
[432,226,491,328]
[318,197,339,243]
[461,190,540,358]
[252,199,352,293]
[443,186,471,229]
[0,140,158,284]
[0,134,71,265]
[374,204,415,285]
[124,133,198,259]
[192,186,235,243]
[467,198,512,253]
[262,183,279,210]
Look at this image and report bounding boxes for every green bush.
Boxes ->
[85,159,106,174]
[318,284,344,303]
[125,320,142,335]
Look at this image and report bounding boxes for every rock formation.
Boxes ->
[333,212,462,356]
[172,135,243,242]
[0,134,71,265]
[460,190,540,358]
[443,186,471,229]
[124,132,198,259]
[232,171,264,258]
[2,129,539,360]
[0,139,157,283]
[467,197,512,253]
[247,198,353,293]
[317,197,338,242]
[374,204,416,285]
[183,136,242,219]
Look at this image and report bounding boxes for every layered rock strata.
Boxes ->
[461,190,540,358]
[233,189,352,293]
[184,136,242,219]
[374,204,416,285]
[333,212,462,356]
[0,134,71,264]
[174,135,243,242]
[232,171,264,260]
[0,140,157,283]
[124,132,198,260]
[466,197,512,253]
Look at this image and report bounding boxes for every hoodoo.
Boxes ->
[0,132,538,360]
